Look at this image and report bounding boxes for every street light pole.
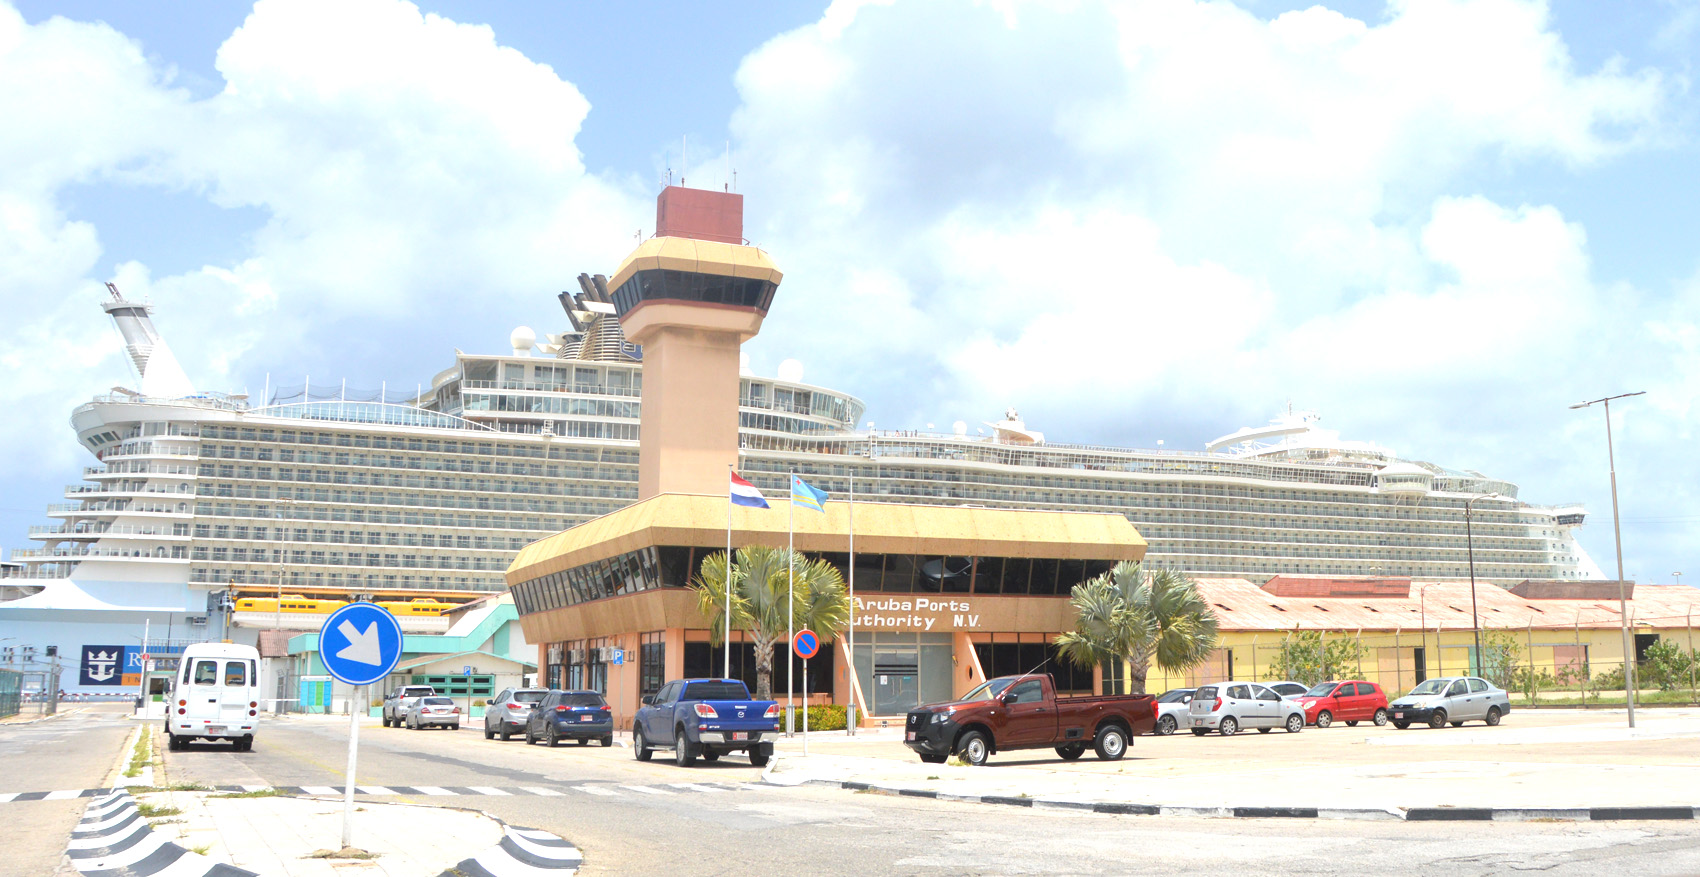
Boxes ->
[1571,390,1645,729]
[1463,493,1500,671]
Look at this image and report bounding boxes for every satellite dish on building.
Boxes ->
[777,358,804,383]
[510,326,537,357]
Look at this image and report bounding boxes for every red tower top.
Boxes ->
[655,186,743,244]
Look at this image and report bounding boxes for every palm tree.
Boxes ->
[691,546,852,700]
[1054,561,1220,696]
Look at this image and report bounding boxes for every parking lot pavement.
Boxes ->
[762,709,1700,815]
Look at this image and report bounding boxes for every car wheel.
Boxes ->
[633,726,652,761]
[1055,743,1087,760]
[749,751,770,767]
[1219,716,1238,737]
[702,751,719,763]
[1373,708,1389,727]
[601,735,613,747]
[920,754,948,764]
[547,725,559,748]
[1095,724,1129,760]
[1393,720,1410,729]
[1155,715,1177,736]
[501,728,511,742]
[1486,706,1502,726]
[1191,728,1209,736]
[167,732,179,751]
[675,728,698,767]
[957,730,991,766]
[1286,713,1304,733]
[484,724,494,740]
[1315,710,1332,729]
[525,726,536,745]
[1428,710,1447,729]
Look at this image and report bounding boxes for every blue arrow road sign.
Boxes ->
[319,603,403,686]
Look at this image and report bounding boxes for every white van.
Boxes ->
[166,642,262,751]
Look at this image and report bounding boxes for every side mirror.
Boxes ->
[641,695,655,706]
[1000,692,1017,705]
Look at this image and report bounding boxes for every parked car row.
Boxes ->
[1148,676,1510,737]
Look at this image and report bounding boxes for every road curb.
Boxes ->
[777,776,1699,822]
[438,815,583,876]
[65,789,258,877]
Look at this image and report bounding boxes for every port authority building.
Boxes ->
[506,186,1700,727]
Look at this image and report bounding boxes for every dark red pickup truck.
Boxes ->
[903,673,1156,766]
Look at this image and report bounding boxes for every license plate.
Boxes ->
[208,725,226,735]
[731,732,748,741]
[906,731,916,741]
[1393,712,1403,719]
[580,715,593,722]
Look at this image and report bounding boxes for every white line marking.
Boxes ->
[356,786,396,795]
[521,787,565,796]
[240,785,270,793]
[469,786,510,796]
[413,786,456,796]
[573,786,618,797]
[0,792,22,804]
[668,783,727,793]
[620,785,674,796]
[46,790,82,800]
[299,785,341,796]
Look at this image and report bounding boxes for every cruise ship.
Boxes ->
[0,270,1602,685]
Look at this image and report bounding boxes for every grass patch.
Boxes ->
[137,783,212,793]
[305,847,379,860]
[210,788,283,799]
[189,844,212,855]
[136,803,181,818]
[123,727,151,778]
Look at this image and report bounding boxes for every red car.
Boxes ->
[1296,680,1389,728]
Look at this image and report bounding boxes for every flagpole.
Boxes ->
[725,464,733,681]
[847,474,856,736]
[787,470,795,737]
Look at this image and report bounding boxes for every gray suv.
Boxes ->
[1389,676,1511,729]
[382,685,436,728]
[484,687,549,741]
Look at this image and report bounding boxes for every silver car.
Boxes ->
[382,684,436,728]
[1388,676,1511,730]
[1151,688,1195,736]
[1187,681,1306,736]
[485,687,549,741]
[1265,680,1309,698]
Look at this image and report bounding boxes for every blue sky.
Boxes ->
[2,0,1698,583]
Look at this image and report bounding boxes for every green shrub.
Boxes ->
[1639,640,1696,692]
[788,704,847,731]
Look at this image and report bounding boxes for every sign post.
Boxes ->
[318,603,403,851]
[793,629,819,756]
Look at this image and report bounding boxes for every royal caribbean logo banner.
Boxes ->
[81,645,135,686]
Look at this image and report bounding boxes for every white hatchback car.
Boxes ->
[1187,681,1306,736]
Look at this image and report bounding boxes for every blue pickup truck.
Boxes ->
[632,678,780,767]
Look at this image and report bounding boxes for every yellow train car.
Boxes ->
[233,595,350,614]
[377,599,452,617]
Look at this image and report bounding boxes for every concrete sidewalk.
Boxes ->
[761,709,1700,819]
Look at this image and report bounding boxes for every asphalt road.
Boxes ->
[0,705,134,877]
[145,714,1700,876]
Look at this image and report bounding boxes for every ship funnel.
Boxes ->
[101,283,196,399]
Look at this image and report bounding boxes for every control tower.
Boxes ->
[608,187,783,499]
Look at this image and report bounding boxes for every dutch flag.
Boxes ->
[730,472,771,509]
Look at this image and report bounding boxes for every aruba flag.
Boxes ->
[730,473,770,509]
[791,475,829,513]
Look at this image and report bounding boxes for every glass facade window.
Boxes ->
[611,269,778,316]
[639,632,665,699]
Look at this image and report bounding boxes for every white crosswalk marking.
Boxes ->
[240,785,270,793]
[356,786,396,795]
[45,790,82,800]
[469,786,510,796]
[621,785,674,796]
[300,785,340,796]
[522,787,566,796]
[414,786,455,796]
[574,786,618,797]
[0,792,22,804]
[668,783,727,793]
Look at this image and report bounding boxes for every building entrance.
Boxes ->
[852,632,952,716]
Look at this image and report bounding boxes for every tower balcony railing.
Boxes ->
[29,524,186,538]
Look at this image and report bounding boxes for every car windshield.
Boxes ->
[512,690,547,704]
[1157,689,1194,703]
[959,677,1020,703]
[421,697,454,705]
[1304,683,1338,697]
[682,681,750,701]
[561,693,606,708]
[1408,679,1451,696]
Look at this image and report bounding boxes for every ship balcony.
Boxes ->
[10,546,189,562]
[97,446,200,463]
[30,524,189,539]
[63,485,196,501]
[0,565,77,580]
[83,465,197,480]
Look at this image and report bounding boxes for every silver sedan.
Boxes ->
[1388,676,1512,729]
[1186,681,1305,736]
